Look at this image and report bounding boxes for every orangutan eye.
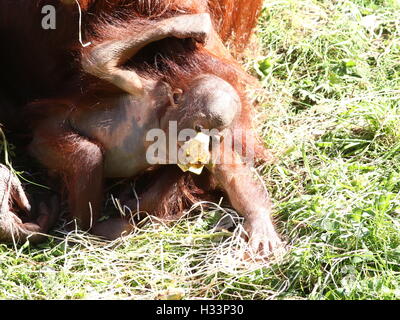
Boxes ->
[194,124,204,132]
[172,88,183,105]
[173,92,181,105]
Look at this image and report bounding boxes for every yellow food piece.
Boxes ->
[178,132,211,175]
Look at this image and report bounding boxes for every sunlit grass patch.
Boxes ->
[249,0,400,300]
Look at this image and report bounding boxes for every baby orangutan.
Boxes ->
[0,11,283,257]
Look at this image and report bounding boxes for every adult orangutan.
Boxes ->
[0,0,283,256]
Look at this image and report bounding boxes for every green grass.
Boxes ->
[1,0,400,299]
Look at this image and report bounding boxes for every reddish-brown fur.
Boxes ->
[0,1,275,248]
[0,0,262,103]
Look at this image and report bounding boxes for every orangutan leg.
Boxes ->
[82,13,212,96]
[30,122,104,232]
